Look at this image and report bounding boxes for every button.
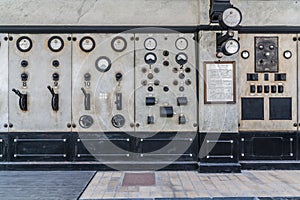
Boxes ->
[275,73,286,81]
[278,85,284,93]
[257,85,262,93]
[84,73,91,81]
[250,85,255,93]
[177,97,188,106]
[147,116,154,124]
[52,73,59,81]
[264,74,269,81]
[179,115,186,124]
[271,85,276,93]
[264,85,270,93]
[145,97,156,106]
[160,106,174,118]
[21,73,28,81]
[52,60,60,67]
[115,73,122,81]
[247,73,258,81]
[21,60,28,67]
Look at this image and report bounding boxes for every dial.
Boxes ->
[175,52,188,66]
[175,37,188,50]
[111,36,127,52]
[221,7,242,28]
[223,39,240,56]
[144,38,157,51]
[16,36,32,52]
[79,115,94,128]
[79,36,96,52]
[95,56,111,72]
[48,36,64,52]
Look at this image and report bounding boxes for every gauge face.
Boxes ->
[224,39,240,55]
[79,115,94,128]
[48,36,64,52]
[16,36,32,52]
[175,37,188,50]
[95,56,111,72]
[144,52,157,65]
[144,38,157,51]
[222,7,242,28]
[111,36,127,52]
[175,52,188,65]
[79,36,96,52]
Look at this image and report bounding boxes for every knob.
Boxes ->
[21,73,28,81]
[84,73,91,81]
[21,60,28,67]
[115,72,123,82]
[52,60,60,67]
[52,73,59,81]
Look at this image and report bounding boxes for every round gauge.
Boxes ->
[48,36,64,52]
[79,115,94,128]
[175,52,188,66]
[221,7,242,28]
[111,36,127,52]
[79,36,96,52]
[95,56,111,72]
[175,37,188,50]
[283,50,292,59]
[16,36,32,52]
[241,50,250,59]
[111,114,125,128]
[144,52,157,65]
[144,38,157,51]
[223,39,240,56]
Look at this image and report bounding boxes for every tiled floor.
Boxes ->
[80,170,300,199]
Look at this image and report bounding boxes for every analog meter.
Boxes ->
[80,36,96,52]
[48,36,64,52]
[221,7,242,28]
[144,38,157,51]
[95,56,111,72]
[222,39,240,56]
[175,37,188,50]
[17,36,32,52]
[111,36,127,52]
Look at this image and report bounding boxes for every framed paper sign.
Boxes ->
[204,61,236,104]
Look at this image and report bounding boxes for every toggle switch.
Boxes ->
[21,73,28,81]
[81,88,90,110]
[247,73,258,81]
[179,114,186,124]
[146,97,156,106]
[115,93,122,110]
[264,85,270,93]
[147,116,154,124]
[275,73,286,81]
[257,85,262,93]
[271,85,276,93]
[47,86,59,111]
[160,106,174,118]
[278,85,284,93]
[84,73,91,81]
[177,97,188,106]
[12,89,28,111]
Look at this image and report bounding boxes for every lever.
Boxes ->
[47,86,59,111]
[115,93,122,110]
[81,88,91,110]
[12,88,28,111]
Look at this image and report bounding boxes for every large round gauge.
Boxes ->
[79,115,94,129]
[16,36,32,52]
[175,37,188,50]
[221,7,242,28]
[223,39,240,56]
[48,36,64,52]
[95,56,111,72]
[111,36,127,52]
[79,36,96,52]
[144,38,157,51]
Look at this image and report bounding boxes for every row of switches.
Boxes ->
[147,115,186,124]
[145,97,188,106]
[250,85,284,93]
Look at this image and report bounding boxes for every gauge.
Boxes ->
[175,37,188,50]
[175,52,188,66]
[48,36,64,52]
[111,36,127,52]
[144,38,157,51]
[79,115,94,128]
[95,56,111,72]
[241,50,250,59]
[144,52,157,65]
[79,36,95,52]
[283,50,292,59]
[221,7,242,28]
[111,114,125,128]
[223,39,240,56]
[16,36,32,52]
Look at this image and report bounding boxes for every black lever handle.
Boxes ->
[47,86,59,111]
[12,88,28,111]
[81,88,90,110]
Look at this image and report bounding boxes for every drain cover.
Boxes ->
[122,173,155,186]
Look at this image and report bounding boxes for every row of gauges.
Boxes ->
[15,36,128,53]
[144,37,188,51]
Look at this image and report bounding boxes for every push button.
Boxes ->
[177,97,188,106]
[250,85,255,93]
[278,85,284,93]
[264,85,270,93]
[145,97,156,106]
[147,116,154,124]
[257,85,262,93]
[271,85,276,93]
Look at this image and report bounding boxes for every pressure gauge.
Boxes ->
[144,38,157,51]
[221,7,242,28]
[222,39,240,56]
[48,36,64,52]
[16,36,32,52]
[79,36,96,52]
[95,56,111,72]
[111,36,127,52]
[175,37,188,50]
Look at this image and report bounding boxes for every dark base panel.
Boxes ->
[199,163,241,173]
[241,161,300,170]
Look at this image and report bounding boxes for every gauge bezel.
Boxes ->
[95,56,112,72]
[48,36,64,52]
[175,37,188,50]
[79,36,96,53]
[223,39,240,56]
[144,37,157,51]
[16,36,33,52]
[221,7,242,28]
[111,36,127,52]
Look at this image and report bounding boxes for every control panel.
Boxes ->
[0,34,8,132]
[134,33,197,132]
[238,34,297,132]
[8,34,72,132]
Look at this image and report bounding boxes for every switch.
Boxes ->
[115,93,122,110]
[179,115,186,124]
[21,73,28,81]
[115,72,122,82]
[264,74,269,81]
[275,73,286,81]
[271,85,277,93]
[84,73,91,81]
[278,85,284,93]
[52,73,59,81]
[81,88,90,110]
[21,60,28,67]
[47,86,59,111]
[257,85,262,93]
[12,89,28,111]
[146,97,156,106]
[147,116,154,124]
[264,85,270,93]
[247,73,258,81]
[250,85,255,93]
[177,97,188,106]
[160,106,174,118]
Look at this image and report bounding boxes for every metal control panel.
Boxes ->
[238,34,297,132]
[72,34,135,132]
[135,33,197,132]
[8,34,72,132]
